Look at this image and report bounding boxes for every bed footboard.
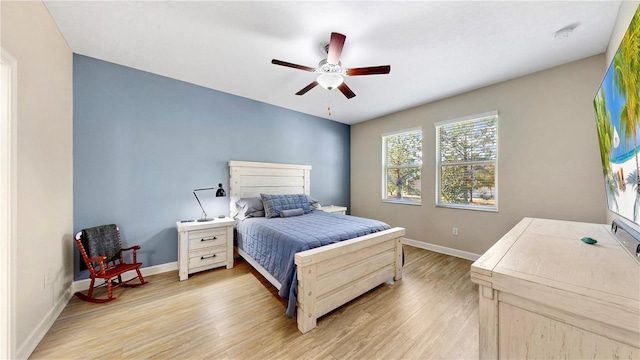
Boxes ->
[294,227,405,333]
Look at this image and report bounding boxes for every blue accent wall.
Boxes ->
[73,54,350,279]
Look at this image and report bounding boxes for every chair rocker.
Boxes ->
[74,224,147,303]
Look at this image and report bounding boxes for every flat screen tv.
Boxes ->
[594,5,640,224]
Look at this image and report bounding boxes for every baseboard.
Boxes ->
[402,238,481,261]
[72,261,178,293]
[19,261,178,359]
[16,287,72,360]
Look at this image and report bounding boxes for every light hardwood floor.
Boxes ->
[30,246,479,359]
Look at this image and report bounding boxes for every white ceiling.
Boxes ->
[43,1,621,125]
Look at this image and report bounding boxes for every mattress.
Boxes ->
[235,210,391,316]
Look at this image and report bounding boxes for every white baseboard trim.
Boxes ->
[402,238,481,261]
[20,261,178,359]
[16,240,475,359]
[17,288,72,360]
[71,261,178,293]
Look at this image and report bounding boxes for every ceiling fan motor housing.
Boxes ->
[318,59,343,74]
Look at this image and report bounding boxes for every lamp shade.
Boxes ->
[215,183,226,197]
[317,73,344,90]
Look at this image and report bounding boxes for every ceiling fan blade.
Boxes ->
[346,65,391,76]
[296,81,319,95]
[327,32,346,65]
[271,59,316,72]
[338,82,356,99]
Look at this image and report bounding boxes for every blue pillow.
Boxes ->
[261,194,311,218]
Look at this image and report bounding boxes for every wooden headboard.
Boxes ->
[228,161,311,217]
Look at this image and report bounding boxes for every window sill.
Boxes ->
[382,199,422,206]
[436,203,498,212]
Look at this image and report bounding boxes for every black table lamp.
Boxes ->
[193,183,226,222]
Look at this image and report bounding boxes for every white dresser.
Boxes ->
[471,217,639,359]
[176,218,234,281]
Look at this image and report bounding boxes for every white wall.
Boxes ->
[0,1,74,358]
[351,55,606,255]
[606,1,640,64]
[605,1,639,226]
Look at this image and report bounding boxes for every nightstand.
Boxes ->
[317,205,347,215]
[176,217,234,281]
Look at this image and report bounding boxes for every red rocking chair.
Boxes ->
[74,224,147,303]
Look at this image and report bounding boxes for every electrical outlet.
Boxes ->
[452,227,459,236]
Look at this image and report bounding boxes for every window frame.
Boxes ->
[381,127,423,205]
[435,111,498,212]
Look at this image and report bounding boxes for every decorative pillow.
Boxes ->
[280,208,304,217]
[261,193,311,218]
[234,197,265,220]
[307,196,321,210]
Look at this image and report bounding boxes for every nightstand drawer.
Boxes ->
[189,245,227,269]
[188,227,227,240]
[188,230,227,250]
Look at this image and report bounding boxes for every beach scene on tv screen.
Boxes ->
[594,6,640,222]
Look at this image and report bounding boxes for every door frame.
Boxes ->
[1,47,18,360]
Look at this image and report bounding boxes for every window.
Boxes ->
[382,128,422,204]
[435,112,498,211]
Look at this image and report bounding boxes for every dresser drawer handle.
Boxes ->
[201,236,217,242]
[200,254,217,260]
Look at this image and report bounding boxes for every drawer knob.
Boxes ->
[201,237,217,242]
[201,254,217,260]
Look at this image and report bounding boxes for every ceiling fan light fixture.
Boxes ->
[317,73,344,90]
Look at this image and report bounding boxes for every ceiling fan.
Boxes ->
[271,32,391,99]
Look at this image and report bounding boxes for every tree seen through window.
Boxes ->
[383,129,422,203]
[437,114,497,209]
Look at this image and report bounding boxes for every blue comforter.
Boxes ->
[235,211,391,317]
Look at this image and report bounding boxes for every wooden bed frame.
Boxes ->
[229,160,405,333]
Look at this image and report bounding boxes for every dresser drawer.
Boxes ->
[188,229,227,250]
[188,245,227,270]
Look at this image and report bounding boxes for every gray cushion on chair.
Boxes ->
[82,224,121,269]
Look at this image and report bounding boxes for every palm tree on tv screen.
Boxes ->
[594,88,618,210]
[613,11,640,198]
